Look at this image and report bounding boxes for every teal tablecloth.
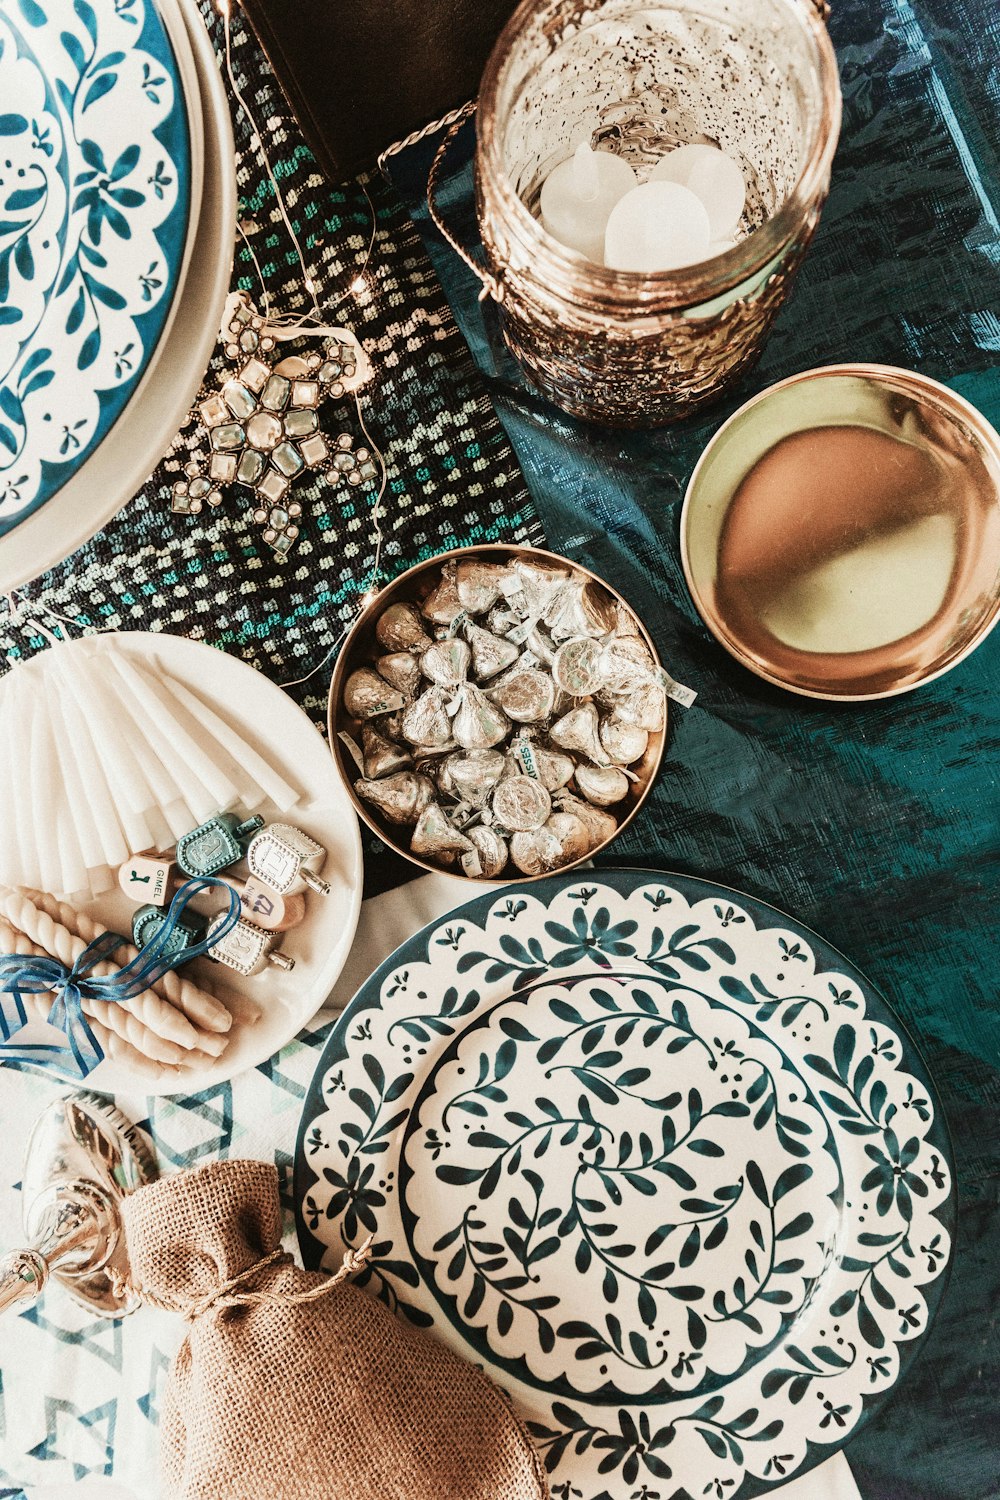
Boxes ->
[391,2,1000,1496]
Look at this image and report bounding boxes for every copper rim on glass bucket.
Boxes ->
[328,545,668,880]
[432,0,840,427]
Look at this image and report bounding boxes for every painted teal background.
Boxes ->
[390,1,1000,1495]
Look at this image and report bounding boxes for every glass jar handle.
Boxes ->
[426,102,505,305]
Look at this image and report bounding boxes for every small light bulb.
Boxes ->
[216,0,231,16]
[360,589,380,610]
[350,276,367,295]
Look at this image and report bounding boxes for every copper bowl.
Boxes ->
[328,544,667,880]
[681,364,1000,701]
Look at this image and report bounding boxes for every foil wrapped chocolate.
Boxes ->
[340,550,678,879]
[411,802,474,860]
[376,651,423,698]
[344,668,406,721]
[401,687,453,748]
[356,772,434,826]
[490,667,555,724]
[421,638,471,690]
[452,684,510,749]
[492,775,552,832]
[466,622,519,680]
[438,749,506,806]
[457,559,513,615]
[421,565,464,626]
[461,824,509,879]
[362,725,412,779]
[375,602,432,653]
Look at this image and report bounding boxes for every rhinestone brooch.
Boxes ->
[170,294,378,557]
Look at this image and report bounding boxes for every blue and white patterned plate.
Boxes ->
[296,872,955,1500]
[0,0,190,536]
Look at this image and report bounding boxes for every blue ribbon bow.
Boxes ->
[0,877,241,1080]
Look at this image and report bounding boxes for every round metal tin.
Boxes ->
[681,364,1000,700]
[328,544,668,881]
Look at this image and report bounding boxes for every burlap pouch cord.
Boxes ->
[112,1238,373,1320]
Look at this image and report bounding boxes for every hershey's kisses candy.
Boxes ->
[490,667,555,724]
[177,812,265,878]
[452,684,509,750]
[546,578,617,640]
[132,902,206,959]
[599,716,648,765]
[344,667,406,721]
[362,723,412,779]
[492,775,552,832]
[207,911,294,974]
[552,636,604,696]
[614,682,666,732]
[438,749,505,806]
[118,854,176,906]
[456,559,513,615]
[356,772,435,826]
[421,565,464,625]
[466,622,519,680]
[401,687,453,747]
[550,703,606,763]
[461,824,509,880]
[599,635,656,695]
[486,602,521,637]
[557,792,618,850]
[575,764,630,806]
[246,822,331,896]
[239,876,307,931]
[375,602,432,653]
[510,811,591,875]
[511,737,575,791]
[410,802,474,860]
[421,638,471,689]
[376,651,423,698]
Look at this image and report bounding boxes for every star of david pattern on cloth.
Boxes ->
[0,1023,330,1490]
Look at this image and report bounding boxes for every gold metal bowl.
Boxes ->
[328,544,667,879]
[681,364,1000,700]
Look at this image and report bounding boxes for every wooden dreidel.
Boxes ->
[246,822,330,897]
[118,854,176,906]
[239,875,306,932]
[132,903,207,961]
[206,910,294,975]
[176,812,265,878]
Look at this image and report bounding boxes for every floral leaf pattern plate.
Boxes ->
[0,0,190,535]
[296,872,954,1500]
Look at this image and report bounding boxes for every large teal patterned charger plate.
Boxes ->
[296,871,955,1499]
[0,0,191,538]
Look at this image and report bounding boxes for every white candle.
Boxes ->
[650,144,746,240]
[540,141,637,263]
[604,181,711,273]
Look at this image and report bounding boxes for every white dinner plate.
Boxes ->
[0,0,235,593]
[4,630,363,1094]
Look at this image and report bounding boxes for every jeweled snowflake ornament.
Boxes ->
[170,294,378,557]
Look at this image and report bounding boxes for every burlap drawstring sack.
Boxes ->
[120,1159,549,1500]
